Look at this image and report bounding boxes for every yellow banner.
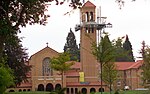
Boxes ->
[79,72,84,82]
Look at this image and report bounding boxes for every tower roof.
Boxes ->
[82,1,96,8]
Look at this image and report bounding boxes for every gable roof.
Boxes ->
[82,1,96,8]
[29,46,59,59]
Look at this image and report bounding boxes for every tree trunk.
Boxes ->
[0,36,5,63]
[110,83,112,94]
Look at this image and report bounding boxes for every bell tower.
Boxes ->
[79,1,98,82]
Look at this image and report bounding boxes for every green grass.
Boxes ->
[96,90,150,94]
[6,90,150,94]
[6,91,50,94]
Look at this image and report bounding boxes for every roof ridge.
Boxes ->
[29,46,59,59]
[82,1,96,7]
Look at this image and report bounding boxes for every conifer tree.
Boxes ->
[114,37,125,62]
[92,34,118,94]
[114,35,134,62]
[139,41,146,59]
[123,35,135,62]
[113,37,127,62]
[64,29,80,61]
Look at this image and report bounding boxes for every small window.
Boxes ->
[90,12,94,21]
[86,12,89,22]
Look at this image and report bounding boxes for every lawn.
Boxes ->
[6,91,50,94]
[95,90,150,94]
[6,90,150,94]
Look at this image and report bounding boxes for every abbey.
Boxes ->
[10,1,143,94]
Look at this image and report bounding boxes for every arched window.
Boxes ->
[46,83,54,92]
[86,12,89,22]
[42,57,52,76]
[67,88,69,94]
[71,88,74,94]
[55,84,61,90]
[75,88,78,94]
[90,12,94,21]
[37,84,44,91]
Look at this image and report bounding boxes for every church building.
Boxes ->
[10,1,144,94]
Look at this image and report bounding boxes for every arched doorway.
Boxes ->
[90,88,96,93]
[46,83,54,92]
[23,89,26,91]
[55,83,61,90]
[19,89,22,92]
[9,90,15,92]
[37,84,44,91]
[99,88,104,92]
[81,88,87,94]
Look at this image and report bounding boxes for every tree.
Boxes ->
[0,64,14,94]
[114,35,134,62]
[64,28,80,61]
[3,35,31,85]
[123,35,135,62]
[113,37,125,62]
[141,47,150,88]
[92,34,118,94]
[102,62,118,94]
[0,0,82,87]
[0,0,82,58]
[139,41,146,59]
[51,52,74,88]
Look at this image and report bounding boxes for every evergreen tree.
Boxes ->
[123,35,135,62]
[139,41,146,59]
[113,37,127,62]
[114,35,134,62]
[3,34,31,85]
[64,29,80,61]
[92,34,118,94]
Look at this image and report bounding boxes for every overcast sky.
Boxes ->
[19,0,150,60]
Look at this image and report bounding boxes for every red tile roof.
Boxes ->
[66,61,81,69]
[17,83,32,88]
[71,62,81,69]
[82,1,96,8]
[65,71,79,77]
[115,61,143,71]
